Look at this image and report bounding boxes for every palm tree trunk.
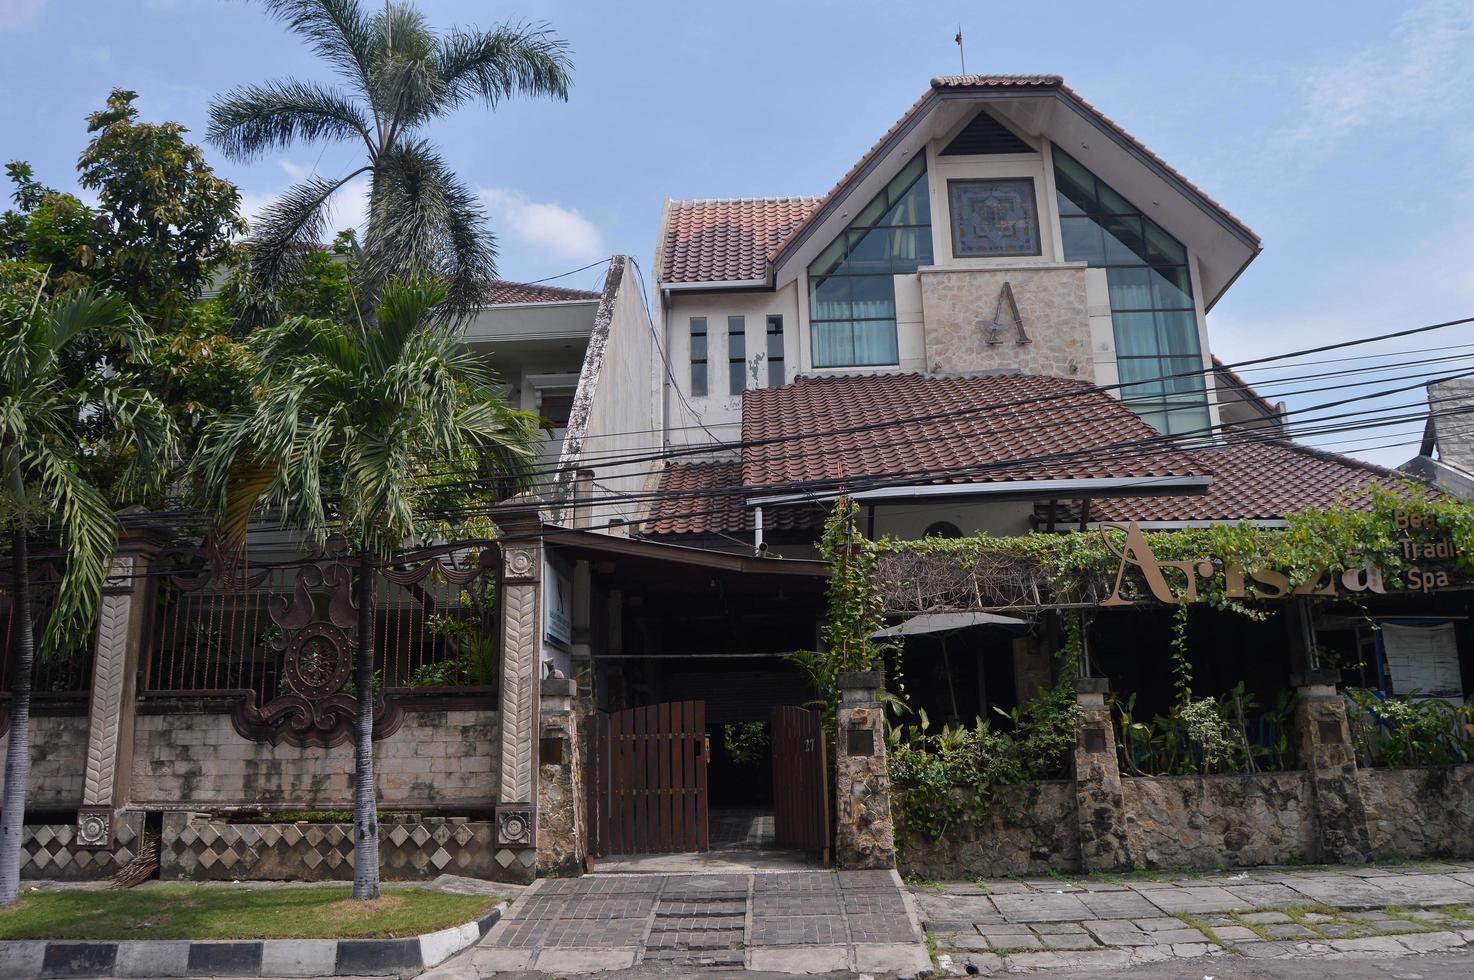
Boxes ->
[0,520,35,906]
[351,549,381,900]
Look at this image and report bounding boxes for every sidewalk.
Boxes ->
[910,861,1474,974]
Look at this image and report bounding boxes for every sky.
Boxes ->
[2,0,1472,467]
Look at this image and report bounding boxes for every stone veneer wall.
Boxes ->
[1359,764,1474,860]
[918,267,1092,380]
[1121,772,1317,869]
[159,812,503,881]
[0,712,88,807]
[896,781,1078,880]
[131,708,499,808]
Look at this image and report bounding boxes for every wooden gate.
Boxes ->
[588,700,708,856]
[770,705,829,858]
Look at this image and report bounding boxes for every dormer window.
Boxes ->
[807,155,932,368]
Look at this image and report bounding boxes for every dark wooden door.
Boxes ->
[770,705,829,859]
[588,700,708,856]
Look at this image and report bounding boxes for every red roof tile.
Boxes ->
[742,373,1208,490]
[485,279,601,305]
[657,198,819,284]
[644,461,821,537]
[1091,438,1408,523]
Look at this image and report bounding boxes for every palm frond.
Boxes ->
[27,447,117,659]
[246,170,369,287]
[43,287,140,359]
[361,143,494,316]
[365,275,446,375]
[260,0,376,91]
[208,80,373,161]
[437,22,572,110]
[365,2,442,130]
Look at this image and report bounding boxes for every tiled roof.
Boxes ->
[741,373,1208,490]
[655,75,1258,287]
[644,461,819,537]
[657,197,819,284]
[485,279,601,305]
[1091,437,1408,523]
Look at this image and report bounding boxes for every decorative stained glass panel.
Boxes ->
[947,178,1041,258]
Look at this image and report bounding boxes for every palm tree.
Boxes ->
[208,0,572,318]
[0,280,176,905]
[195,276,540,899]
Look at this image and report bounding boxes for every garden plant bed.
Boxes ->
[0,883,498,940]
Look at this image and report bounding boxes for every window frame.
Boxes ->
[689,316,708,397]
[727,315,746,396]
[765,314,785,387]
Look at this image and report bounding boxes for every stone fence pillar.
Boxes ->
[493,502,544,882]
[77,528,162,850]
[835,671,895,869]
[1292,668,1372,862]
[1072,676,1134,871]
[537,677,583,876]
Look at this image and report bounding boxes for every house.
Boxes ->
[9,77,1474,889]
[1401,378,1474,497]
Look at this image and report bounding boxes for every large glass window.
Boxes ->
[807,155,932,368]
[728,315,746,396]
[1053,147,1209,436]
[689,317,708,397]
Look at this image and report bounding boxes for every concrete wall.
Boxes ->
[662,280,803,448]
[558,256,665,526]
[1359,764,1474,861]
[130,709,499,809]
[896,781,1079,879]
[0,713,88,808]
[1121,772,1317,869]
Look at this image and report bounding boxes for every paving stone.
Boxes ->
[847,913,918,943]
[1083,923,1156,947]
[1314,923,1361,937]
[983,932,1042,951]
[533,947,638,973]
[1037,932,1099,950]
[1395,930,1467,952]
[750,915,847,946]
[1140,886,1242,914]
[1327,935,1420,955]
[1264,923,1316,939]
[1224,883,1303,907]
[1028,920,1084,933]
[1167,942,1213,958]
[929,931,991,952]
[1239,911,1294,924]
[1005,948,1131,971]
[1133,917,1190,931]
[963,951,1004,975]
[1213,925,1261,942]
[1146,927,1207,943]
[748,945,848,973]
[852,942,931,975]
[991,892,1092,923]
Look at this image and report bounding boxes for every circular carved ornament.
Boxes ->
[284,622,354,701]
[504,548,536,579]
[499,810,532,845]
[77,812,109,847]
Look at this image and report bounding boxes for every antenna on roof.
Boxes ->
[955,26,966,75]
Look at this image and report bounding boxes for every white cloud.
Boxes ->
[479,187,606,264]
[1269,0,1474,171]
[0,0,46,32]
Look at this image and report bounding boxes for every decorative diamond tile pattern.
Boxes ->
[155,814,505,882]
[19,813,145,881]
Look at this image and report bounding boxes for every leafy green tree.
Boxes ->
[0,269,176,905]
[208,0,573,318]
[194,276,539,899]
[78,90,246,324]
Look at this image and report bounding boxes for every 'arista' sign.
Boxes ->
[1095,519,1454,607]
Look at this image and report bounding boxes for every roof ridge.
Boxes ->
[668,195,821,206]
[1222,433,1403,480]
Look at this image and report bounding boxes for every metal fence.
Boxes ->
[144,545,499,708]
[0,562,94,697]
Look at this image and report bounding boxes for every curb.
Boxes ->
[0,902,503,979]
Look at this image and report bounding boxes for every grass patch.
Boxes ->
[904,874,946,893]
[971,877,992,894]
[1171,911,1230,950]
[0,884,497,940]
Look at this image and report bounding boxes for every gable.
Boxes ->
[940,110,1034,156]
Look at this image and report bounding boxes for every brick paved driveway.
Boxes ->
[474,869,929,975]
